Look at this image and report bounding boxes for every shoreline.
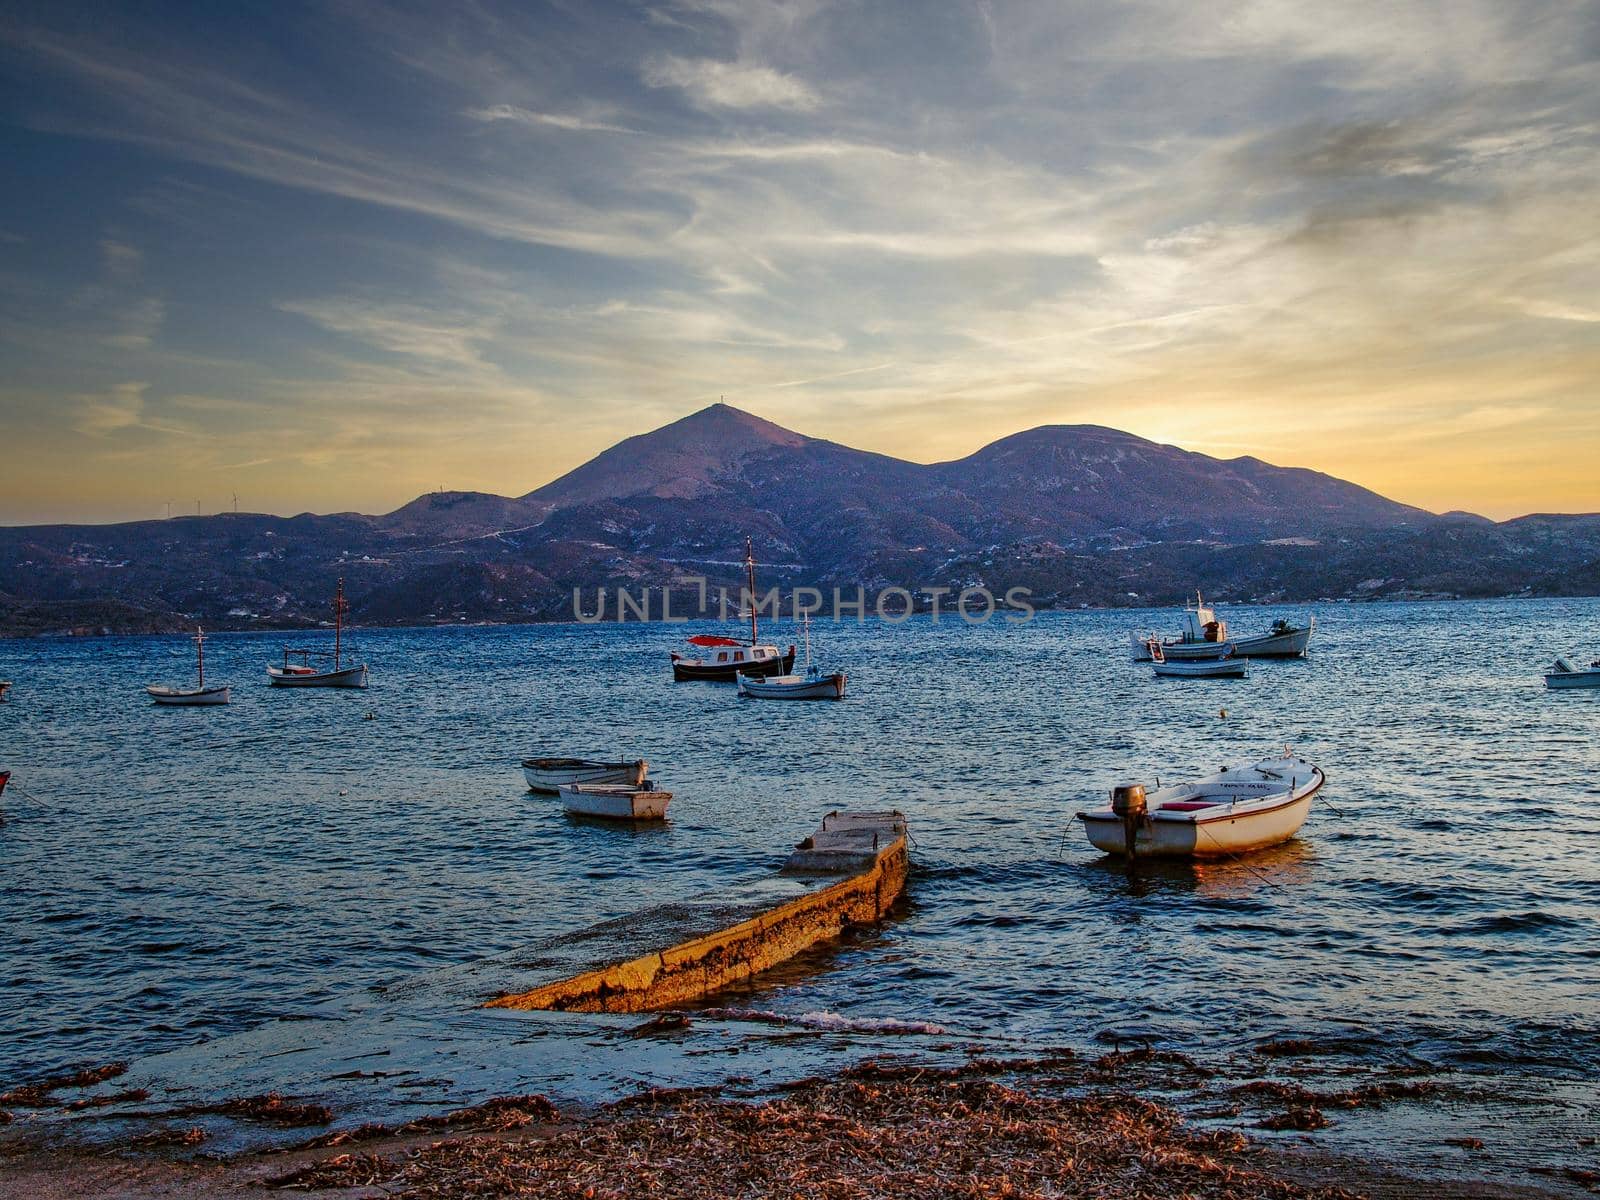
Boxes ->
[2,1050,1589,1199]
[0,590,1584,642]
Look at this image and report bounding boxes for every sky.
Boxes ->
[1,0,1597,525]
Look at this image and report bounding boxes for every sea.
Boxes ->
[2,599,1597,1146]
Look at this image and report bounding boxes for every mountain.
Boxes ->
[1,405,1595,635]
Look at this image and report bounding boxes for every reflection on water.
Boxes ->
[1,597,1599,1093]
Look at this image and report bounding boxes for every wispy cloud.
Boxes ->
[642,54,820,111]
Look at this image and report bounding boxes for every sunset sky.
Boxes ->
[1,0,1596,525]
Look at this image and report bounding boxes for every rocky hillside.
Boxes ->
[0,405,1594,635]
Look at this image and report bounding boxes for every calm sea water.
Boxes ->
[2,600,1598,1088]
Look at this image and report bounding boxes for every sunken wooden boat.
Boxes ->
[266,579,369,688]
[1545,656,1600,689]
[1077,755,1324,858]
[522,756,649,795]
[558,781,672,821]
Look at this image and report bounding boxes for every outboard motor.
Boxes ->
[1111,783,1147,860]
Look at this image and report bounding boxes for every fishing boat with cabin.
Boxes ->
[266,579,370,688]
[146,627,231,705]
[671,538,795,682]
[1076,753,1324,859]
[1131,593,1314,660]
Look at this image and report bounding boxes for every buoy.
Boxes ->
[1219,707,1228,719]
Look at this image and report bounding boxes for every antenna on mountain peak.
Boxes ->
[232,491,238,513]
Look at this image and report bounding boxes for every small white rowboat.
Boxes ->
[1077,755,1324,858]
[522,757,649,794]
[1149,642,1248,678]
[1545,657,1600,690]
[558,782,672,821]
[147,683,232,706]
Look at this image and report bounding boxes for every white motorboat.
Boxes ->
[558,781,672,821]
[1132,595,1313,660]
[671,538,794,681]
[738,615,847,700]
[1545,656,1600,689]
[1149,641,1248,678]
[522,756,649,794]
[267,579,369,688]
[147,627,231,706]
[1076,754,1324,858]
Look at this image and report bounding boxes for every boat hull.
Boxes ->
[558,784,672,821]
[266,664,369,688]
[522,758,648,795]
[1153,658,1248,678]
[1077,761,1323,858]
[1132,620,1313,660]
[1545,669,1600,689]
[147,684,231,705]
[739,672,847,700]
[672,650,795,682]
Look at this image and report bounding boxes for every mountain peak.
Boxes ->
[527,403,808,505]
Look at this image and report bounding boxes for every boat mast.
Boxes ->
[334,577,346,670]
[745,537,758,646]
[196,626,205,688]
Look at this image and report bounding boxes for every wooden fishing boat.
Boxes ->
[1545,656,1600,689]
[738,614,847,700]
[740,665,847,700]
[522,756,649,795]
[671,538,794,681]
[0,770,9,796]
[1131,595,1313,660]
[1076,754,1324,858]
[267,579,369,688]
[0,680,10,702]
[1149,641,1248,678]
[558,781,672,821]
[147,627,231,705]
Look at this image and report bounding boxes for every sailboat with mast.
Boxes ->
[738,613,848,700]
[266,578,370,689]
[147,626,231,705]
[670,538,795,682]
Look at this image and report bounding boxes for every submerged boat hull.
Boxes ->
[266,663,369,688]
[672,649,795,682]
[739,671,847,700]
[147,684,231,706]
[1077,759,1323,858]
[558,783,672,820]
[522,758,648,795]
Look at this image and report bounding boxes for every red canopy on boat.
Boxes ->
[686,634,744,647]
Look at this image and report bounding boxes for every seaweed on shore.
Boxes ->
[378,1065,1356,1199]
[0,1061,128,1108]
